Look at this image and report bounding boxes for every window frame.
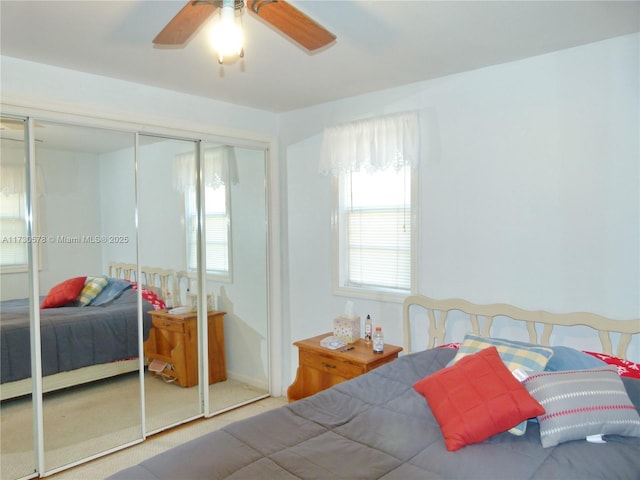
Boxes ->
[185,183,233,282]
[0,189,29,273]
[331,164,419,303]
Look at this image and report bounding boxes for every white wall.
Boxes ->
[99,139,189,271]
[99,146,137,268]
[281,33,640,374]
[36,148,105,291]
[0,57,278,142]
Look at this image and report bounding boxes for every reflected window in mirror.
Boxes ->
[175,146,236,281]
[0,180,28,271]
[0,162,45,274]
[186,183,230,278]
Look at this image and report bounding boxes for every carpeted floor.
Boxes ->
[1,372,275,479]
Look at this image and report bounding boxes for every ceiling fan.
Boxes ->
[153,0,336,62]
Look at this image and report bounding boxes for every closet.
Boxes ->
[0,115,271,479]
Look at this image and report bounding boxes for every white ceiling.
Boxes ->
[1,1,639,113]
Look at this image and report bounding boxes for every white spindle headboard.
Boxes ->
[403,295,640,360]
[107,262,195,308]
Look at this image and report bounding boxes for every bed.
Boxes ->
[108,294,640,480]
[0,262,188,400]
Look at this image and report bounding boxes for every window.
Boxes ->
[176,146,236,280]
[185,184,230,279]
[0,190,28,270]
[336,164,414,298]
[341,166,412,291]
[0,163,28,271]
[322,111,419,300]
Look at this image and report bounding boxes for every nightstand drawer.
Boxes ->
[151,316,185,333]
[300,350,364,378]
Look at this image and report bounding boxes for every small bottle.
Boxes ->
[364,315,373,344]
[373,327,384,354]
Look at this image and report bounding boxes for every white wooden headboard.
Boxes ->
[403,295,640,360]
[107,262,197,308]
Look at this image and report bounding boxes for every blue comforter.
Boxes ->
[1,289,152,383]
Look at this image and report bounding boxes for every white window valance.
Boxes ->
[319,111,419,176]
[173,146,239,192]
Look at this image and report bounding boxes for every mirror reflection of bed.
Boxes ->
[1,266,269,471]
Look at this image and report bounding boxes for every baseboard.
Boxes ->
[226,370,269,392]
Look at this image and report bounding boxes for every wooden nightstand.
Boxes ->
[287,332,402,402]
[144,309,227,387]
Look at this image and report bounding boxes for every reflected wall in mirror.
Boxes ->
[0,116,36,479]
[200,144,269,414]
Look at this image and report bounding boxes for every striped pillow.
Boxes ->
[451,333,554,373]
[77,275,109,306]
[524,366,640,448]
[450,333,554,435]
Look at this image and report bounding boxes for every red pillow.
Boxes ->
[413,346,545,451]
[130,282,166,310]
[582,351,640,379]
[40,276,87,309]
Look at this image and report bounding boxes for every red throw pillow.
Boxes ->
[40,276,87,309]
[130,282,166,311]
[413,346,545,451]
[582,351,640,379]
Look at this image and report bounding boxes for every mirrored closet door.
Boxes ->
[138,134,202,432]
[35,122,139,472]
[202,143,270,415]
[0,116,36,480]
[138,138,271,424]
[0,116,271,479]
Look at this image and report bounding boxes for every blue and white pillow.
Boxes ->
[90,278,132,306]
[77,275,109,306]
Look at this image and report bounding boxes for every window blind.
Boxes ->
[0,192,28,267]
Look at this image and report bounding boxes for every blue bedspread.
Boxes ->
[0,289,152,383]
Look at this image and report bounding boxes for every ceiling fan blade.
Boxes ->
[153,1,219,46]
[247,0,336,51]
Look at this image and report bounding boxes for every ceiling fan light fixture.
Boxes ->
[209,0,244,64]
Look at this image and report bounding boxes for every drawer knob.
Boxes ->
[321,362,337,369]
